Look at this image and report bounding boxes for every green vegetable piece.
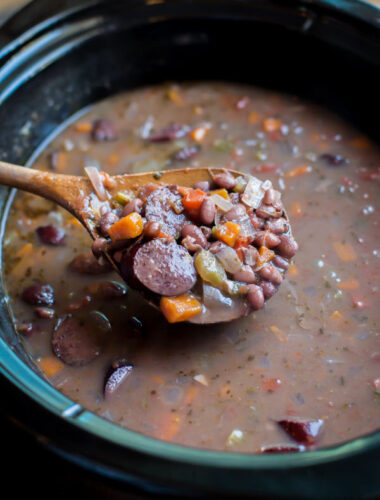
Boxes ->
[195,250,227,289]
[114,190,134,205]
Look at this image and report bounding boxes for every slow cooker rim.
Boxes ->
[0,0,379,475]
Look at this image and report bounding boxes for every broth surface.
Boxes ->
[3,82,380,452]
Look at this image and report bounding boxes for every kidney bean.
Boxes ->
[263,188,277,205]
[98,212,119,237]
[199,197,216,226]
[69,252,112,274]
[250,213,265,229]
[171,145,200,162]
[104,359,133,397]
[242,246,259,266]
[265,217,288,234]
[209,241,227,254]
[260,281,277,299]
[247,284,265,310]
[254,231,280,248]
[148,124,188,142]
[91,119,117,141]
[143,220,161,240]
[34,306,55,319]
[193,181,210,192]
[22,284,55,306]
[181,224,207,248]
[223,203,247,222]
[272,254,289,270]
[92,237,108,258]
[85,280,127,300]
[320,153,348,167]
[122,198,144,217]
[259,265,283,286]
[256,204,281,219]
[36,225,65,246]
[200,225,212,240]
[17,322,38,337]
[212,172,236,190]
[233,265,256,284]
[277,234,298,258]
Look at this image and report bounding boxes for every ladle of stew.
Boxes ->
[0,162,298,323]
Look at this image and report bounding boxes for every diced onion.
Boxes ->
[210,193,233,212]
[194,374,209,386]
[215,246,242,273]
[85,166,109,201]
[238,217,256,239]
[241,175,267,209]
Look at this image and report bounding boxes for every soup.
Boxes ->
[3,82,380,452]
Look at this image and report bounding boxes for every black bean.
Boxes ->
[98,212,119,237]
[122,198,144,217]
[91,119,117,141]
[36,225,65,246]
[22,284,55,306]
[213,172,236,190]
[247,285,265,310]
[320,153,348,167]
[199,197,216,226]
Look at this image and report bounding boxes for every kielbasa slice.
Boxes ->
[52,316,101,367]
[144,186,187,237]
[104,359,133,397]
[132,239,197,296]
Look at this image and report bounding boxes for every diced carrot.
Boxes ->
[270,325,288,343]
[333,241,357,262]
[38,356,64,377]
[248,111,261,124]
[108,212,143,241]
[182,188,206,211]
[167,87,185,106]
[215,221,241,247]
[262,118,282,133]
[74,122,92,133]
[100,171,116,189]
[338,278,359,291]
[157,230,175,242]
[67,217,82,228]
[184,385,199,405]
[292,201,303,217]
[16,242,33,259]
[261,378,282,392]
[160,294,202,323]
[285,165,312,178]
[153,375,164,385]
[234,236,250,261]
[190,126,209,143]
[350,136,370,149]
[54,152,67,172]
[160,414,181,441]
[288,263,298,276]
[209,188,229,200]
[256,246,275,267]
[330,310,343,320]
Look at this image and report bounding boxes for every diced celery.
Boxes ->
[195,250,227,289]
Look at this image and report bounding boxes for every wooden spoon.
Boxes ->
[0,161,250,323]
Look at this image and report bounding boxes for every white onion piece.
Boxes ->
[193,374,209,386]
[238,216,256,239]
[215,246,242,273]
[241,176,267,209]
[210,193,233,212]
[85,166,109,201]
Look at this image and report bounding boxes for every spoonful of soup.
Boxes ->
[0,162,298,323]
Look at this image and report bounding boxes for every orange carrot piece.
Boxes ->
[160,415,181,441]
[262,118,282,133]
[108,212,143,241]
[285,165,312,178]
[256,246,275,266]
[270,325,288,343]
[338,278,359,291]
[38,356,64,377]
[75,122,92,133]
[215,221,241,247]
[248,111,261,124]
[189,126,209,143]
[160,294,202,323]
[209,188,229,200]
[292,201,303,217]
[288,263,298,276]
[333,241,357,262]
[261,378,282,393]
[182,188,206,211]
[167,88,185,106]
[16,242,33,259]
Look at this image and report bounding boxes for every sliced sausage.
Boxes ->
[144,186,187,237]
[132,239,197,296]
[104,359,133,397]
[52,316,101,367]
